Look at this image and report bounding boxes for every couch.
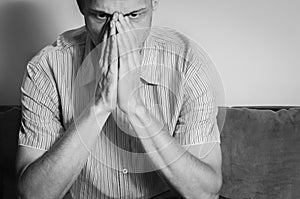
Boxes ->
[1,106,300,199]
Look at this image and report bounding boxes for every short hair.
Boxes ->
[77,0,84,12]
[77,0,154,13]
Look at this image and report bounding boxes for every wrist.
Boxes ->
[125,101,152,128]
[89,101,112,118]
[124,97,146,116]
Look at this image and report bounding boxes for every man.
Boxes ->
[16,0,223,198]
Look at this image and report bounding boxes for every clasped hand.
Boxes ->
[94,12,143,115]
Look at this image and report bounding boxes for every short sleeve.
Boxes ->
[18,58,63,151]
[173,58,221,146]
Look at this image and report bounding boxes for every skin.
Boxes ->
[16,0,222,198]
[83,0,155,47]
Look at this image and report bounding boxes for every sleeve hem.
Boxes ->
[18,144,48,151]
[181,140,220,147]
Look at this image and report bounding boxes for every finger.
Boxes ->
[117,21,141,74]
[116,32,129,74]
[121,17,140,65]
[124,16,134,29]
[118,14,127,32]
[110,21,117,58]
[123,16,139,49]
[98,30,110,78]
[116,34,130,80]
[116,19,125,34]
[98,23,109,43]
[108,35,119,108]
[109,20,117,66]
[116,18,134,53]
[95,29,107,72]
[112,12,119,23]
[120,15,135,35]
[104,30,109,45]
[108,18,118,81]
[116,14,140,72]
[110,18,116,37]
[108,25,118,78]
[117,14,131,35]
[124,17,138,38]
[119,16,138,49]
[116,21,129,55]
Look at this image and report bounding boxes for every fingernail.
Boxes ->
[113,12,118,21]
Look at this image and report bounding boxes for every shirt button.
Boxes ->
[122,168,128,174]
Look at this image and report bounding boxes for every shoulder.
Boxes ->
[27,26,86,81]
[149,27,215,79]
[30,26,86,63]
[150,27,209,61]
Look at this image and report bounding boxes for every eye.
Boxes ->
[128,13,140,19]
[95,13,107,20]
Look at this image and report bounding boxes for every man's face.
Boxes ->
[83,0,157,46]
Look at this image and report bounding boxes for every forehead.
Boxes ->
[88,0,151,14]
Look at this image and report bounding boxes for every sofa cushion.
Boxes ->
[0,106,21,199]
[219,107,300,199]
[1,106,300,199]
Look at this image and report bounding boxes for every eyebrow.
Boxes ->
[89,7,147,17]
[124,8,147,16]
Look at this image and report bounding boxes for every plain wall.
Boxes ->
[0,0,299,106]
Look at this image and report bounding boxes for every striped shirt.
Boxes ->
[18,26,221,199]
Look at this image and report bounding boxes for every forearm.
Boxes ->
[127,105,222,199]
[18,104,110,199]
